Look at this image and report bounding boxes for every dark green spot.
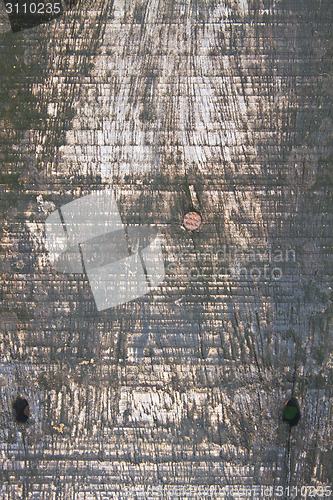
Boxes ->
[283,406,298,420]
[283,397,301,427]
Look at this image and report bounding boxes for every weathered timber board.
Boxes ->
[0,0,332,498]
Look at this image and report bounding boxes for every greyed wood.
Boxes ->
[0,0,332,498]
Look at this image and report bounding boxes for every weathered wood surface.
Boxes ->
[0,0,332,498]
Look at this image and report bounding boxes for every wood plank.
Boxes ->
[0,0,332,497]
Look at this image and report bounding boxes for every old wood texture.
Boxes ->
[0,0,332,498]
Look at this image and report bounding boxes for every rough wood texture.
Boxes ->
[0,0,332,498]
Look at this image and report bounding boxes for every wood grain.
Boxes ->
[0,0,332,498]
